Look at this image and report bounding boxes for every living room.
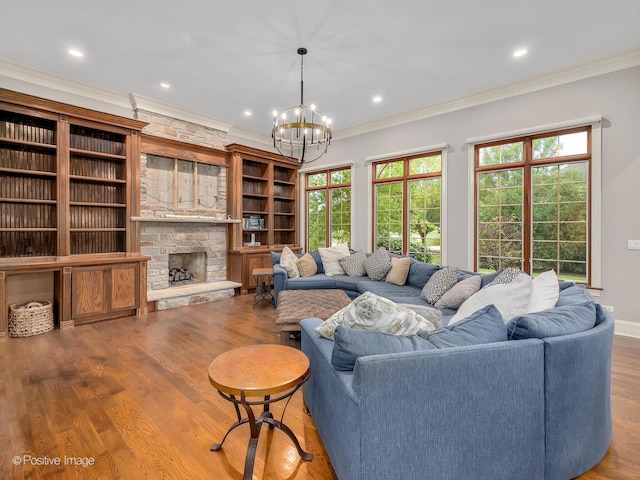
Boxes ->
[1,1,640,479]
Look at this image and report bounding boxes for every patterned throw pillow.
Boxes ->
[279,245,300,278]
[485,267,522,287]
[420,266,459,305]
[363,247,392,281]
[339,251,367,277]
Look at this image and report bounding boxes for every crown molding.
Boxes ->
[0,58,133,114]
[129,93,232,132]
[335,48,640,141]
[226,126,272,146]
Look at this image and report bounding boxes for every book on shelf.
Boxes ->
[243,215,264,229]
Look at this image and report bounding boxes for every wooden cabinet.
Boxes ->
[72,262,139,324]
[0,89,150,335]
[226,144,301,292]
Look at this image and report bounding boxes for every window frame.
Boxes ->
[304,166,352,250]
[371,150,443,263]
[473,125,593,284]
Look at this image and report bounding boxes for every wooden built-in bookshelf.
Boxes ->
[227,144,300,292]
[0,89,150,336]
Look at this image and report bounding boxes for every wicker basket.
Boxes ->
[8,301,54,337]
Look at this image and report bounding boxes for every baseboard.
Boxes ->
[615,319,640,339]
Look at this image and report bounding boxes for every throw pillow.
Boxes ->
[314,291,439,340]
[555,285,594,307]
[339,251,367,277]
[448,273,533,324]
[398,303,443,329]
[385,257,411,285]
[318,243,351,276]
[506,301,596,340]
[363,247,392,281]
[527,269,559,313]
[420,266,459,305]
[279,245,300,279]
[419,304,507,348]
[434,275,481,309]
[331,327,436,371]
[296,253,317,277]
[485,267,522,287]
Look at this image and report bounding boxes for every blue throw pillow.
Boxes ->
[554,285,593,307]
[331,327,435,371]
[506,301,596,340]
[419,304,507,348]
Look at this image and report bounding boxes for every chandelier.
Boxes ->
[272,48,332,164]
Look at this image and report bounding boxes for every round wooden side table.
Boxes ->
[208,344,312,480]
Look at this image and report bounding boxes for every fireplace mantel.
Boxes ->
[131,215,241,224]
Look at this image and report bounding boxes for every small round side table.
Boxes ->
[208,344,312,480]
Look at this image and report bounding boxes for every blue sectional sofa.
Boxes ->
[272,251,613,479]
[272,251,495,308]
[301,288,614,480]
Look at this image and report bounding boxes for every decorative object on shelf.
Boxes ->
[272,47,332,165]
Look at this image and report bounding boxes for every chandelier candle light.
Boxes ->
[272,47,332,164]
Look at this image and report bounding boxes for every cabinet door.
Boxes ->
[246,253,271,288]
[110,263,138,311]
[72,266,108,318]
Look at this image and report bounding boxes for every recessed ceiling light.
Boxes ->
[513,48,528,58]
[68,49,84,58]
[244,110,252,117]
[372,95,383,103]
[160,82,171,89]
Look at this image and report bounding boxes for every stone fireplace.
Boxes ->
[132,106,241,310]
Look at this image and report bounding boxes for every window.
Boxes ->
[475,127,591,283]
[372,152,442,264]
[305,167,351,250]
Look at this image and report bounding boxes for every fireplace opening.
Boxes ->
[168,252,206,286]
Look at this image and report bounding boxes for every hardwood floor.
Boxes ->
[0,294,638,479]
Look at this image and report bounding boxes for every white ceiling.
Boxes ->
[1,0,640,140]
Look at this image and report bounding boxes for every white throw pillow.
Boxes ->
[314,291,439,340]
[279,246,300,278]
[527,269,559,313]
[449,273,533,324]
[318,243,351,276]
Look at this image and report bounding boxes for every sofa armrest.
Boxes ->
[273,263,287,305]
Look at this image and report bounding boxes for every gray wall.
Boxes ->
[308,66,640,326]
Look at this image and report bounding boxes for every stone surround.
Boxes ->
[134,109,240,309]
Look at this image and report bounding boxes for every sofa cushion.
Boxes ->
[280,245,300,278]
[406,260,440,289]
[555,285,593,307]
[506,301,596,340]
[319,243,351,276]
[419,304,507,348]
[449,272,533,324]
[421,266,459,304]
[286,274,336,290]
[528,269,559,312]
[314,291,438,340]
[357,279,423,299]
[385,257,411,285]
[296,253,317,277]
[339,251,367,277]
[434,274,481,309]
[363,247,392,281]
[330,304,505,370]
[331,327,436,370]
[332,274,364,292]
